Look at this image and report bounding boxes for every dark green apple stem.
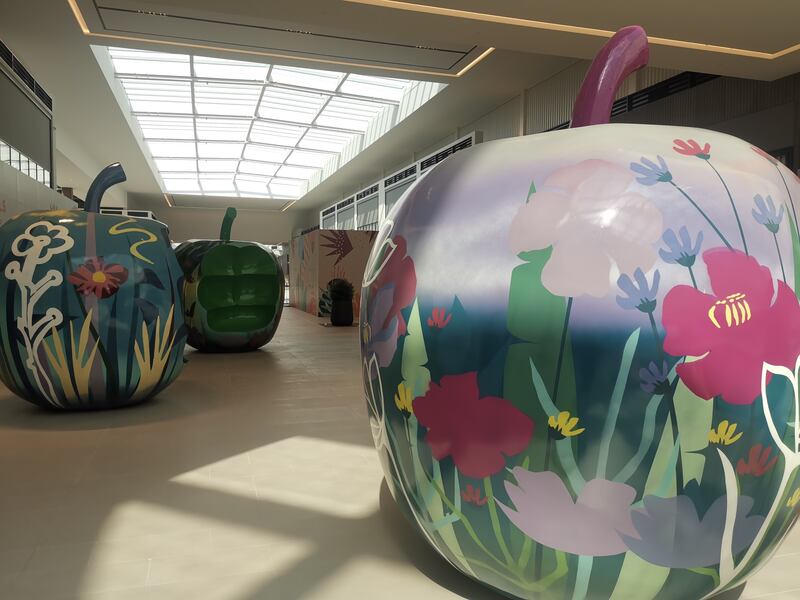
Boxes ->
[220,207,237,241]
[84,163,126,213]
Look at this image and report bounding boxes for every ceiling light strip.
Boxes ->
[344,0,793,60]
[67,0,493,78]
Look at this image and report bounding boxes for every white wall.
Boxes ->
[0,160,76,224]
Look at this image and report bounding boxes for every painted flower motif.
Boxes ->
[673,139,711,159]
[737,444,778,477]
[623,495,764,568]
[10,220,75,264]
[787,488,800,509]
[752,146,779,165]
[708,420,743,446]
[509,160,663,297]
[427,307,452,329]
[630,155,672,186]
[547,410,585,439]
[498,468,637,556]
[617,268,660,313]
[639,361,670,394]
[394,382,413,414]
[659,227,704,268]
[413,372,533,479]
[752,194,784,234]
[67,257,129,299]
[461,484,488,506]
[362,236,416,367]
[662,248,800,405]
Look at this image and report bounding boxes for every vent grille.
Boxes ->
[547,71,719,132]
[384,166,417,187]
[356,184,379,200]
[0,38,53,111]
[420,136,473,171]
[300,224,320,235]
[336,196,354,210]
[0,41,12,68]
[321,206,336,217]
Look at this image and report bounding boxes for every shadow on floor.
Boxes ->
[377,480,507,600]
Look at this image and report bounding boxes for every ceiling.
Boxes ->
[101,46,427,208]
[0,0,797,216]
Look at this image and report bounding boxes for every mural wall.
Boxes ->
[290,229,376,317]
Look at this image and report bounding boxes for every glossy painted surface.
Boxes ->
[175,240,284,352]
[0,209,186,409]
[360,124,800,599]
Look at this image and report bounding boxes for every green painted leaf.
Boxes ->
[673,375,714,484]
[789,212,800,300]
[610,552,670,600]
[645,419,677,496]
[402,299,430,398]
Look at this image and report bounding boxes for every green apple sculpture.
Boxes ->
[0,163,186,409]
[360,26,800,600]
[175,207,284,352]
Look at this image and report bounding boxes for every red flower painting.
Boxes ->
[67,257,128,299]
[662,248,800,405]
[413,372,533,478]
[673,139,711,159]
[370,236,416,337]
[737,444,778,477]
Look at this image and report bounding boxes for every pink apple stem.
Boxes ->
[570,25,649,128]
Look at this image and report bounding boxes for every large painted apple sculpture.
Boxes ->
[360,26,800,600]
[0,163,186,409]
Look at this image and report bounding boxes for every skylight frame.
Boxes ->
[108,47,419,200]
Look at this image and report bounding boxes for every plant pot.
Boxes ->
[330,299,354,326]
[360,26,800,600]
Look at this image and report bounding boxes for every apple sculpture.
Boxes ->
[175,207,284,352]
[0,163,186,409]
[360,26,800,600]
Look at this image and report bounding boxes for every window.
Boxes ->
[106,48,439,200]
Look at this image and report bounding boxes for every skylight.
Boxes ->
[107,48,427,201]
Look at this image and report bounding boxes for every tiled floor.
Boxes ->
[0,308,797,599]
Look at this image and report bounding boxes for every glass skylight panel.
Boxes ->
[340,74,409,101]
[244,145,291,163]
[287,149,335,168]
[269,179,307,198]
[162,175,200,193]
[148,140,197,157]
[200,176,237,193]
[154,158,198,172]
[250,121,306,147]
[137,116,195,140]
[259,88,326,125]
[235,175,271,194]
[298,129,355,152]
[197,142,244,159]
[193,82,262,116]
[195,118,250,141]
[239,161,280,177]
[193,56,269,81]
[110,48,190,77]
[121,79,192,114]
[198,159,239,172]
[271,66,344,91]
[316,97,384,131]
[277,165,320,180]
[107,46,436,199]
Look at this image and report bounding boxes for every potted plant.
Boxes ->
[360,26,800,600]
[0,163,186,409]
[328,278,354,326]
[175,207,284,352]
